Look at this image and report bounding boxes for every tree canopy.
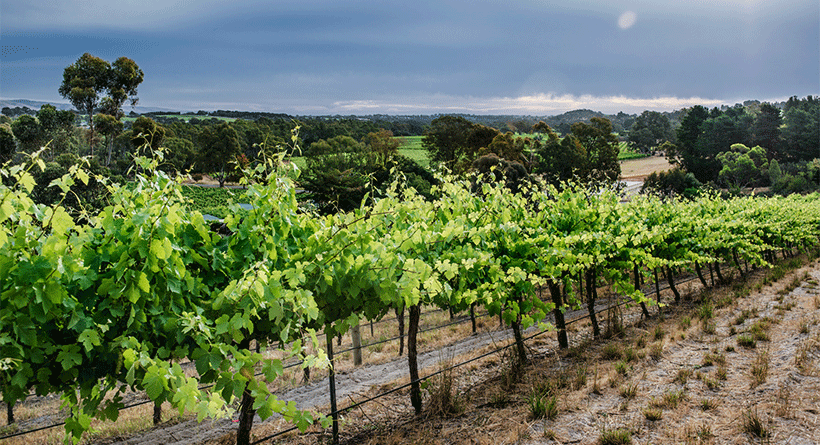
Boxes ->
[58,53,143,154]
[422,116,499,173]
[628,110,675,153]
[197,122,241,187]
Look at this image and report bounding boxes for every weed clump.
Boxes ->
[598,428,632,445]
[741,408,771,439]
[423,366,464,418]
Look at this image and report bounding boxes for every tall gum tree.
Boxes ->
[59,54,143,157]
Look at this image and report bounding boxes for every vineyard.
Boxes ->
[1,150,820,445]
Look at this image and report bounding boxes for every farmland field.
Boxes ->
[397,135,430,167]
[620,155,675,180]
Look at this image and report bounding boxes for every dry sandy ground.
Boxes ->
[620,156,675,181]
[518,263,820,445]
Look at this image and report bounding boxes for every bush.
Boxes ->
[29,153,113,215]
[642,167,701,199]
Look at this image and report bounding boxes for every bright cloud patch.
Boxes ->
[326,93,726,115]
[618,11,637,30]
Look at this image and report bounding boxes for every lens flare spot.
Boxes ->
[618,11,637,30]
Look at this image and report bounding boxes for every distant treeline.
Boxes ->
[2,96,817,211]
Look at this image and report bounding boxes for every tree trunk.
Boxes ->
[7,402,13,424]
[714,261,725,284]
[325,330,339,444]
[395,304,405,356]
[236,367,256,444]
[351,322,362,366]
[635,264,650,318]
[511,311,527,364]
[732,249,744,276]
[153,401,162,425]
[694,262,709,288]
[654,268,662,317]
[470,303,477,334]
[708,262,715,286]
[88,110,96,157]
[408,304,422,415]
[665,266,681,303]
[547,279,569,349]
[106,139,113,167]
[586,268,600,338]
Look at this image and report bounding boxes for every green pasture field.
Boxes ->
[396,135,425,150]
[398,149,429,167]
[617,142,647,160]
[396,136,430,167]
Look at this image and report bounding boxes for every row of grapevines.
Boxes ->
[3,148,819,444]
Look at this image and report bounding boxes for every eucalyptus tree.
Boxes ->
[59,53,143,155]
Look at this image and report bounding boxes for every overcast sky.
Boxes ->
[2,0,818,115]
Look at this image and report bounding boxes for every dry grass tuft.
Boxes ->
[750,348,770,388]
[598,427,632,445]
[423,363,465,418]
[740,408,771,440]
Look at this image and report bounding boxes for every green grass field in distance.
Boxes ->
[396,135,425,150]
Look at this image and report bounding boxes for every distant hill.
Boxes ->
[0,99,177,115]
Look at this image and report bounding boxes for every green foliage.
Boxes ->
[752,103,783,157]
[422,116,499,173]
[528,391,558,420]
[782,96,820,162]
[10,115,44,153]
[364,129,400,166]
[3,140,820,443]
[768,159,783,186]
[771,159,820,195]
[160,137,198,174]
[482,131,533,168]
[641,167,702,199]
[59,53,143,154]
[717,143,768,190]
[533,118,620,187]
[131,116,166,152]
[628,110,675,153]
[0,124,14,163]
[180,185,240,218]
[300,136,375,213]
[197,122,241,187]
[301,135,436,213]
[471,154,530,193]
[598,428,632,445]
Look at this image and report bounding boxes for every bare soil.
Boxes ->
[620,156,674,181]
